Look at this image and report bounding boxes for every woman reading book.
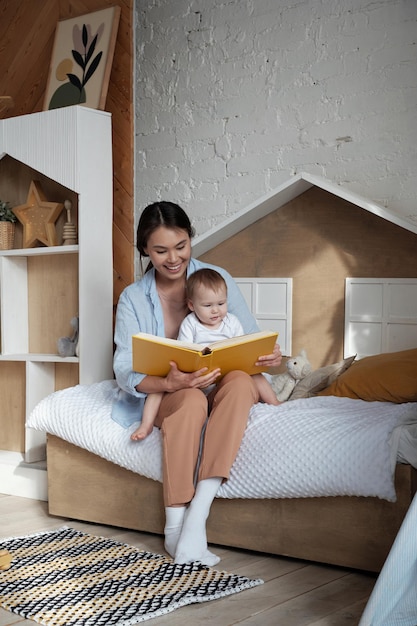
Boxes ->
[131,267,279,442]
[112,201,282,566]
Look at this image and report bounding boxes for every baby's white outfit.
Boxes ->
[177,312,244,395]
[177,311,244,345]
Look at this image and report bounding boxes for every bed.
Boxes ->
[27,348,417,573]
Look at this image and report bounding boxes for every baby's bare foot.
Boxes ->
[131,423,153,441]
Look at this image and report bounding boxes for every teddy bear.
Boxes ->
[270,349,312,402]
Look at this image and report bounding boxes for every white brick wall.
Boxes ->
[134,0,417,238]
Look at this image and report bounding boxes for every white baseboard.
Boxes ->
[0,451,47,501]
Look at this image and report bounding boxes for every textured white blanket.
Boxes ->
[27,380,417,502]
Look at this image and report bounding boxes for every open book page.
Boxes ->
[132,330,278,377]
[134,334,205,352]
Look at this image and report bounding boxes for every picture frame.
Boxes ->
[43,6,121,111]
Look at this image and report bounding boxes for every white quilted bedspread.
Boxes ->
[27,380,417,502]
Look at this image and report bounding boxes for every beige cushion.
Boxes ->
[289,355,356,400]
[317,348,417,403]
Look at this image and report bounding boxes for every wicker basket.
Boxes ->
[0,222,15,250]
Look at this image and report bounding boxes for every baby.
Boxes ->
[131,268,279,441]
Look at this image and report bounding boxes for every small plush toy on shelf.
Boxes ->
[57,316,79,357]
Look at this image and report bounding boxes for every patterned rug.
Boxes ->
[0,526,263,625]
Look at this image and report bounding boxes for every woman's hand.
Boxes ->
[165,361,221,392]
[255,342,282,369]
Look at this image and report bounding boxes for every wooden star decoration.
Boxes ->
[13,180,64,248]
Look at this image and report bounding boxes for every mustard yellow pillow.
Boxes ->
[318,348,417,403]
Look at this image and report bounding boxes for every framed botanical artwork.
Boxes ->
[43,6,121,111]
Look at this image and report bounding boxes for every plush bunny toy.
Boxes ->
[57,316,79,358]
[270,349,312,402]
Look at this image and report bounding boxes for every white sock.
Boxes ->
[174,477,222,566]
[164,506,186,558]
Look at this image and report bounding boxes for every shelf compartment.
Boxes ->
[1,253,79,356]
[0,359,79,463]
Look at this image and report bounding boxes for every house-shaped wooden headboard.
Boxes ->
[196,174,417,368]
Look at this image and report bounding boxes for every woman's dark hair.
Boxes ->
[137,201,195,257]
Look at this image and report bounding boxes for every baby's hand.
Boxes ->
[256,343,282,368]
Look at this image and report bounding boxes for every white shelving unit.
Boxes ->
[0,107,114,500]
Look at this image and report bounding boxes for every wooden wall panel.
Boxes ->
[0,0,135,314]
[0,362,25,452]
[199,187,417,370]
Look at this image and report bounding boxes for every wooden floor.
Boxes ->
[0,493,377,625]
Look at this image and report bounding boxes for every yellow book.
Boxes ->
[132,330,279,377]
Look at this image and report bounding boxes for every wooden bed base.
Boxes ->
[47,434,417,572]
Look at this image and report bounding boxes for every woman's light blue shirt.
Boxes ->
[112,258,259,427]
